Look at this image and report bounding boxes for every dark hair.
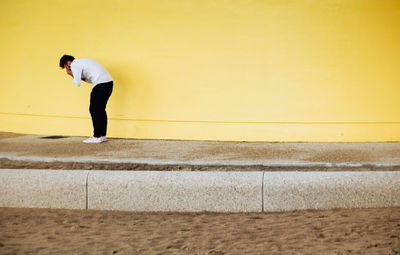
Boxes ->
[59,54,75,68]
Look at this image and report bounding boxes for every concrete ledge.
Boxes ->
[88,171,263,212]
[1,169,399,212]
[0,169,88,209]
[263,172,400,211]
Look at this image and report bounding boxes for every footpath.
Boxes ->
[0,132,399,212]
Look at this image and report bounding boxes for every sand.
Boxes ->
[0,133,25,139]
[2,133,400,167]
[3,158,400,171]
[1,207,399,255]
[2,132,400,171]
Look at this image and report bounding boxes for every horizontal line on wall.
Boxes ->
[1,112,400,125]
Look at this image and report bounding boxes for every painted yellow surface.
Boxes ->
[0,0,400,141]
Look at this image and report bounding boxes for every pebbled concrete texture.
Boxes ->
[88,171,263,212]
[0,169,88,209]
[1,169,399,212]
[263,172,400,211]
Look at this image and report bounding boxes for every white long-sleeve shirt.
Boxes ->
[70,59,113,87]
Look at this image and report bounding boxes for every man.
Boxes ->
[59,55,113,143]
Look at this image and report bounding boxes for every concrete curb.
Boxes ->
[88,171,263,212]
[0,169,88,209]
[263,172,400,211]
[1,169,399,212]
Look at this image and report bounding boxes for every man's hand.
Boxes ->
[66,68,73,77]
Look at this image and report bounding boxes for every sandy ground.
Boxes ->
[2,133,400,166]
[2,132,400,171]
[0,133,25,139]
[2,158,400,172]
[1,207,399,255]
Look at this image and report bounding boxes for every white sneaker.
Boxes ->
[83,137,103,144]
[100,136,107,142]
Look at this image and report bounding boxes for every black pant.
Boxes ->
[89,81,113,137]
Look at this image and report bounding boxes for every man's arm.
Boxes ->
[70,63,82,87]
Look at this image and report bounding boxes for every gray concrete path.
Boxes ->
[1,132,400,168]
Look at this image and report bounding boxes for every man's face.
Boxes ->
[64,60,72,70]
[65,60,72,76]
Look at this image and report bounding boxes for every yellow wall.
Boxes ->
[1,0,400,141]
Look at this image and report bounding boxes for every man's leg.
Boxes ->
[99,82,113,137]
[89,81,113,138]
[89,87,102,138]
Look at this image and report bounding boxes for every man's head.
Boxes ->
[59,54,75,70]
